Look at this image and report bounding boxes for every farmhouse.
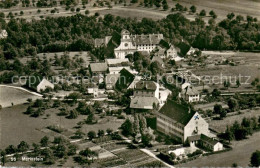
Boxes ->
[188,134,223,152]
[114,29,163,59]
[155,100,209,143]
[27,78,54,93]
[180,86,200,102]
[130,81,160,111]
[89,62,108,76]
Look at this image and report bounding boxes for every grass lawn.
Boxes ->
[178,131,260,167]
[0,85,41,108]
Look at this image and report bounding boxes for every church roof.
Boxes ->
[158,100,195,125]
[133,34,163,45]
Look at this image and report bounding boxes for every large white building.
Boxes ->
[155,100,209,143]
[114,30,163,59]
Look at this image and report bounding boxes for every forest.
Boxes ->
[0,12,260,61]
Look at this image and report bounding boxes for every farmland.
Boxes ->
[2,0,260,22]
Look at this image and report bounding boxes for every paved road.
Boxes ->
[178,131,260,167]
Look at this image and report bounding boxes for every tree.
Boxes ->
[251,150,260,167]
[98,130,104,137]
[68,109,78,119]
[106,128,113,135]
[5,145,16,154]
[225,126,234,143]
[142,133,152,147]
[224,80,231,89]
[88,131,96,140]
[209,10,217,19]
[163,3,169,11]
[85,10,89,15]
[86,113,97,124]
[40,136,49,147]
[68,144,78,156]
[71,7,75,12]
[0,150,6,166]
[236,79,241,88]
[227,12,235,20]
[213,104,223,114]
[20,11,24,15]
[76,8,80,12]
[75,129,85,138]
[190,5,196,13]
[17,141,29,153]
[121,119,134,136]
[227,98,239,111]
[199,10,206,16]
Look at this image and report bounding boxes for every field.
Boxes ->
[2,0,260,22]
[0,85,41,108]
[178,131,260,167]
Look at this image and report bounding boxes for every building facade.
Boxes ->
[114,30,163,59]
[156,100,209,143]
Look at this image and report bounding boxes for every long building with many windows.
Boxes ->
[155,100,209,143]
[114,29,163,59]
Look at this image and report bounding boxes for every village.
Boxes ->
[1,0,260,166]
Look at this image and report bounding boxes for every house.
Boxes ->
[151,56,165,68]
[155,100,209,143]
[94,36,112,48]
[186,47,199,56]
[130,81,160,111]
[87,84,99,97]
[0,30,8,39]
[89,62,108,76]
[188,134,223,152]
[108,66,132,74]
[133,81,160,99]
[105,74,120,90]
[158,86,171,105]
[180,86,200,102]
[114,30,163,59]
[27,78,54,93]
[154,46,166,58]
[106,58,130,67]
[115,68,135,91]
[127,76,142,89]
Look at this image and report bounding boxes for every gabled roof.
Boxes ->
[158,100,195,125]
[135,81,157,91]
[177,42,191,56]
[152,56,164,65]
[200,134,219,146]
[130,96,159,109]
[106,58,129,66]
[90,63,108,72]
[133,34,163,45]
[183,86,199,95]
[115,68,135,91]
[105,74,120,84]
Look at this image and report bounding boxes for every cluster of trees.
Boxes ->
[121,114,154,147]
[220,116,260,142]
[0,136,78,166]
[0,0,19,8]
[1,11,260,62]
[251,150,260,167]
